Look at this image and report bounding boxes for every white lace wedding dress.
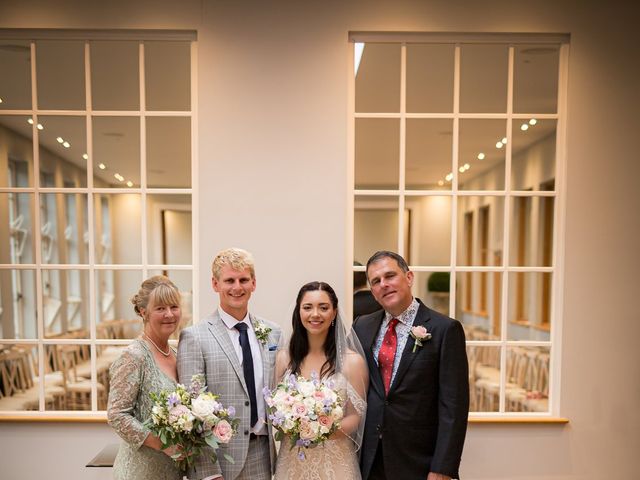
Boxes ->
[273,373,365,480]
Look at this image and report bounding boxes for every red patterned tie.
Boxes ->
[378,318,399,393]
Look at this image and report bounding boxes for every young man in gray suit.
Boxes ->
[177,248,282,480]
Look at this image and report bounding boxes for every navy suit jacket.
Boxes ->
[353,299,469,479]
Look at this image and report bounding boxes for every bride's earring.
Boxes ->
[331,318,335,327]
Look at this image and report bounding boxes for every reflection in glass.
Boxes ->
[456,271,502,339]
[406,196,451,265]
[508,272,552,341]
[1,193,35,264]
[145,41,190,111]
[90,41,139,111]
[509,196,554,267]
[505,346,550,412]
[38,116,87,188]
[511,119,557,191]
[36,41,85,110]
[457,196,504,266]
[0,115,34,187]
[148,269,193,339]
[43,270,89,338]
[412,271,450,316]
[406,44,454,113]
[0,344,48,411]
[39,194,88,264]
[93,116,140,188]
[147,117,191,188]
[355,43,401,113]
[467,345,500,412]
[0,269,36,339]
[513,45,560,113]
[94,193,142,264]
[96,270,143,339]
[354,195,399,264]
[352,270,381,319]
[406,119,453,190]
[355,118,399,190]
[147,194,192,265]
[0,41,32,110]
[460,44,508,113]
[459,119,506,190]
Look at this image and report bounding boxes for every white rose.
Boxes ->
[297,381,315,398]
[332,405,344,420]
[303,397,316,411]
[191,394,217,420]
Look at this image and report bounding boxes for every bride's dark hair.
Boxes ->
[289,281,338,379]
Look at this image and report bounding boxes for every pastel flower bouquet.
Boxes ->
[264,373,344,460]
[146,374,239,471]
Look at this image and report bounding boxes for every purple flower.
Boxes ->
[227,406,236,417]
[167,392,181,408]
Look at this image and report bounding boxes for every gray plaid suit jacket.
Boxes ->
[177,310,283,480]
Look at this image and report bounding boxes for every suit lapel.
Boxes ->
[362,311,386,398]
[249,314,270,391]
[388,302,432,394]
[207,312,248,396]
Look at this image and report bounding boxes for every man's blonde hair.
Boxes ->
[211,247,256,279]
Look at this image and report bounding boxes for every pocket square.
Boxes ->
[268,344,278,351]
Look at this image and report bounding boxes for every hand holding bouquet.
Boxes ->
[146,374,239,471]
[264,373,344,460]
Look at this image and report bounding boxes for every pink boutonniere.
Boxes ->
[410,326,432,352]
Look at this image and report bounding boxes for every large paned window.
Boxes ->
[0,30,197,415]
[351,34,568,416]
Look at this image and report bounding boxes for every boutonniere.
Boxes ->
[254,321,272,346]
[410,326,432,352]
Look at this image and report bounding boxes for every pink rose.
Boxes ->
[213,419,233,443]
[411,325,428,339]
[313,390,325,401]
[293,403,307,417]
[318,415,333,429]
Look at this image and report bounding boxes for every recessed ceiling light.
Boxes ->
[0,97,3,104]
[496,141,503,149]
[114,173,124,182]
[464,163,470,170]
[501,137,507,144]
[437,180,444,186]
[37,123,43,130]
[458,166,465,173]
[56,137,64,143]
[529,118,537,125]
[445,173,453,182]
[82,153,89,160]
[98,163,106,170]
[521,123,529,131]
[27,118,34,125]
[477,152,485,160]
[63,141,70,148]
[126,181,133,187]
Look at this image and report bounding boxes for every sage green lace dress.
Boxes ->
[107,339,182,480]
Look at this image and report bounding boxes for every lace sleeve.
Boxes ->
[346,382,366,416]
[107,347,149,449]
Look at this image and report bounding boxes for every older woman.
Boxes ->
[107,275,183,480]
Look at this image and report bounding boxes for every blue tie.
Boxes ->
[234,322,258,429]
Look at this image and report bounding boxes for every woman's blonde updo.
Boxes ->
[131,275,181,322]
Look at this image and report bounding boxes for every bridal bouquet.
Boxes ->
[146,374,239,471]
[264,373,344,460]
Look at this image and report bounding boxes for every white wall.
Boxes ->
[1,1,639,479]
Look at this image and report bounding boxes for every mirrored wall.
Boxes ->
[0,34,195,413]
[353,36,566,415]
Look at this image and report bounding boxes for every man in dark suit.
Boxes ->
[353,251,469,480]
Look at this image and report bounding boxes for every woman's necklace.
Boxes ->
[143,333,172,357]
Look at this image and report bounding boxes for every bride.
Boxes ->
[273,281,369,480]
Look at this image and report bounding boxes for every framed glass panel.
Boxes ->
[90,41,139,111]
[354,195,399,263]
[38,116,88,188]
[468,345,501,412]
[42,269,89,339]
[0,344,44,411]
[38,194,87,264]
[1,115,34,187]
[355,118,399,190]
[93,116,140,188]
[147,194,192,265]
[96,269,143,340]
[459,119,506,191]
[405,195,451,265]
[146,117,191,188]
[507,272,552,341]
[94,193,142,265]
[509,196,554,267]
[505,346,550,412]
[457,196,504,266]
[0,40,32,110]
[456,271,502,339]
[0,269,37,339]
[460,44,508,113]
[36,41,85,110]
[145,41,190,111]
[513,45,560,114]
[511,119,557,191]
[1,193,35,264]
[406,44,454,113]
[355,43,401,113]
[412,271,450,316]
[405,119,453,190]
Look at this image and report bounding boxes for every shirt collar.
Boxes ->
[384,298,419,327]
[218,307,251,330]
